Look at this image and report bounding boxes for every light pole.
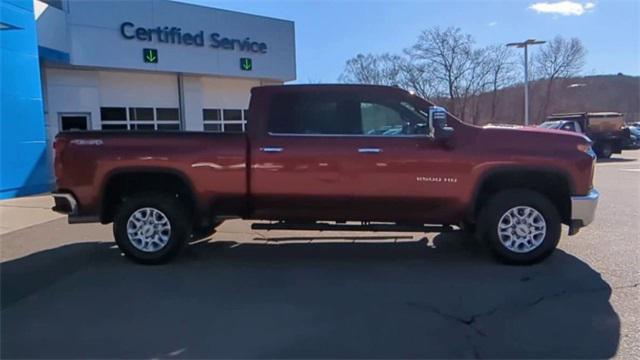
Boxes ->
[507,39,546,126]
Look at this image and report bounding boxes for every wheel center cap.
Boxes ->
[515,225,529,236]
[143,225,154,237]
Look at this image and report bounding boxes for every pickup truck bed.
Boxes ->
[55,131,247,221]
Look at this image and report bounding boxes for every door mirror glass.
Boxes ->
[428,106,454,140]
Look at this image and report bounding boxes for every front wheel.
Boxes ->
[478,189,561,265]
[113,192,190,264]
[596,143,613,159]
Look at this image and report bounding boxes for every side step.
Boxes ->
[251,221,453,233]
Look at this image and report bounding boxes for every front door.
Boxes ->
[340,99,455,223]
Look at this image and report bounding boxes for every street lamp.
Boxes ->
[507,39,546,126]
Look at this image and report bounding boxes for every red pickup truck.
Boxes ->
[52,85,599,264]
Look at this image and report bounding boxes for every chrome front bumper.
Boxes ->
[569,188,599,234]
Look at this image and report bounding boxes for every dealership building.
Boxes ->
[0,0,296,198]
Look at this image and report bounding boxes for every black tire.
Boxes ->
[458,221,480,241]
[113,192,190,264]
[459,221,477,234]
[596,143,612,159]
[191,220,224,241]
[477,189,561,265]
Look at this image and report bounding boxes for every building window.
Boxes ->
[129,107,154,130]
[100,107,128,130]
[100,107,180,131]
[203,108,247,132]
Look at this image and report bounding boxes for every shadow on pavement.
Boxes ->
[596,156,637,163]
[1,231,620,359]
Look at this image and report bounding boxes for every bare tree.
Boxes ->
[485,44,517,122]
[339,53,439,99]
[339,28,586,126]
[397,61,440,99]
[534,36,586,119]
[407,27,475,117]
[339,53,405,86]
[460,47,497,123]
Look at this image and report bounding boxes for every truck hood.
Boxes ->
[467,123,591,153]
[481,124,590,141]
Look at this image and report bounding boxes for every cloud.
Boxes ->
[529,1,596,16]
[488,21,498,27]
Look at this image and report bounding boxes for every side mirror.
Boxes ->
[429,106,454,141]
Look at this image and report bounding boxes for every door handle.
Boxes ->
[358,148,382,153]
[260,147,283,153]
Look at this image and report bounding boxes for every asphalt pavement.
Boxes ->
[1,150,639,359]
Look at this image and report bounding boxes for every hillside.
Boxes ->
[454,74,640,126]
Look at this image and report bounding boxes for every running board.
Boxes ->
[251,222,453,233]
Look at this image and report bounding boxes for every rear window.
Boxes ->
[268,93,361,135]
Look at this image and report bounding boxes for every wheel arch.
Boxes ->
[470,166,574,225]
[99,167,199,224]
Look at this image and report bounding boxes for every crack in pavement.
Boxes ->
[408,281,640,329]
[405,301,495,337]
[406,282,639,359]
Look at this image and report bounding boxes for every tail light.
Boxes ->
[53,135,69,184]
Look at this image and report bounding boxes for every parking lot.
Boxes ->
[1,150,638,359]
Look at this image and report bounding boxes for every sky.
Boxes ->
[187,0,640,83]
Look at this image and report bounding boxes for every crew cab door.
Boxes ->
[341,96,455,223]
[248,88,456,223]
[249,89,362,220]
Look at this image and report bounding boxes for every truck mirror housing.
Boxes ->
[429,106,454,141]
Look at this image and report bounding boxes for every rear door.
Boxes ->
[249,90,361,220]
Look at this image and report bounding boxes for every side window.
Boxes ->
[561,122,576,132]
[361,102,404,136]
[268,94,427,136]
[574,122,583,133]
[269,93,358,135]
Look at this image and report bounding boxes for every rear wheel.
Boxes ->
[113,192,190,264]
[478,189,561,265]
[459,221,478,239]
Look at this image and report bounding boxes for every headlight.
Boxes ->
[577,143,591,153]
[577,143,596,157]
